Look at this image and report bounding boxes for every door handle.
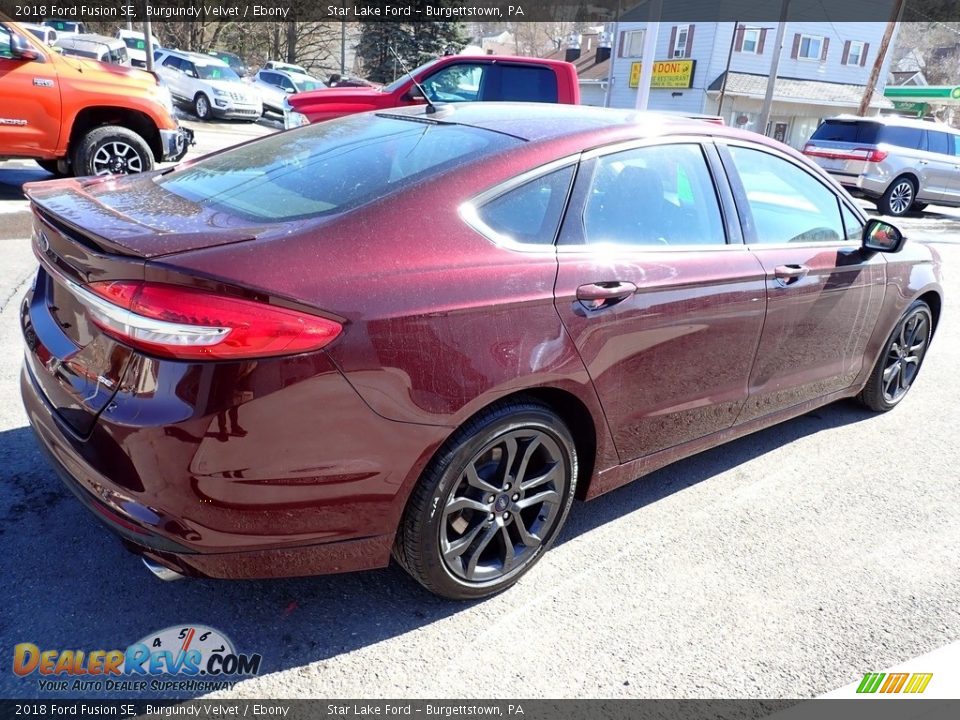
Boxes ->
[576,281,637,310]
[773,264,809,286]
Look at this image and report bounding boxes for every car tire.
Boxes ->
[858,300,933,412]
[878,176,917,217]
[72,126,154,177]
[910,202,928,213]
[394,399,578,600]
[194,93,212,120]
[35,159,69,177]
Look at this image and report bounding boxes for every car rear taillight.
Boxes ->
[73,280,341,360]
[802,143,888,163]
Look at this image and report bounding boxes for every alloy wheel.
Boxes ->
[882,308,930,403]
[888,181,914,215]
[440,429,567,584]
[91,142,144,175]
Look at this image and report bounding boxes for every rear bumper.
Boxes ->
[824,170,886,199]
[22,363,399,579]
[20,338,449,580]
[159,126,194,162]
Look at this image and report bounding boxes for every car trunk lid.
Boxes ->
[24,174,268,258]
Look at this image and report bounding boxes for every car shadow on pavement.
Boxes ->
[0,400,874,699]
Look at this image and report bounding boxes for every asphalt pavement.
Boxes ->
[0,121,957,700]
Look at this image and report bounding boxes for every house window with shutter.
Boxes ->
[741,27,761,54]
[797,34,826,61]
[844,40,866,66]
[620,29,646,58]
[673,25,692,57]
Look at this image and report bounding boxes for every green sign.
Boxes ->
[892,100,929,117]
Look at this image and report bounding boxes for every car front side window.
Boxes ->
[728,145,845,245]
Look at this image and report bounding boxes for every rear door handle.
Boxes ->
[773,264,809,286]
[576,281,637,310]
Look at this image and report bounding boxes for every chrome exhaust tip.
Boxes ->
[142,557,185,581]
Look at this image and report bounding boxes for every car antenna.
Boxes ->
[389,45,437,115]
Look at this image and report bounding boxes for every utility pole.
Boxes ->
[634,0,662,111]
[858,0,905,116]
[757,0,790,136]
[140,0,153,72]
[717,21,738,118]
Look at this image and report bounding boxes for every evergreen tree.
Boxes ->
[358,16,468,84]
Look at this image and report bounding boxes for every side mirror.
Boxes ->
[11,34,43,62]
[403,86,425,102]
[285,87,295,94]
[862,218,906,253]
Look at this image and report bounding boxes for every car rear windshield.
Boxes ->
[811,120,881,143]
[156,114,521,222]
[812,120,925,150]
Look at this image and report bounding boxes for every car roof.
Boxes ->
[58,33,124,48]
[162,48,229,66]
[379,102,747,146]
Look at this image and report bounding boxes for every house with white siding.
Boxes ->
[603,21,898,148]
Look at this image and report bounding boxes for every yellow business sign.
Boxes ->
[629,59,696,89]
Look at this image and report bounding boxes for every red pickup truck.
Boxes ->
[285,55,579,126]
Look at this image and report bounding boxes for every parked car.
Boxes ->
[0,21,191,176]
[116,29,162,68]
[207,49,249,77]
[803,115,960,217]
[252,67,326,115]
[20,104,942,600]
[20,22,57,45]
[57,34,130,66]
[155,48,262,121]
[285,54,579,126]
[42,19,86,36]
[264,59,308,75]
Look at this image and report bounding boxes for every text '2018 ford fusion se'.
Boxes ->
[20,103,942,599]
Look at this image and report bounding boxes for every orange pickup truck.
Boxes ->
[0,21,192,176]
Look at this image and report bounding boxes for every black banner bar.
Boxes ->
[3,0,960,24]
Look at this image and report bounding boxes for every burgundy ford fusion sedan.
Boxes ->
[21,103,942,600]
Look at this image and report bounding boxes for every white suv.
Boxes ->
[156,49,262,121]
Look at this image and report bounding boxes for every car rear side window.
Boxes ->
[877,125,923,150]
[926,131,953,156]
[729,146,844,244]
[474,166,575,246]
[582,144,725,246]
[488,66,559,103]
[157,114,521,222]
[162,55,181,70]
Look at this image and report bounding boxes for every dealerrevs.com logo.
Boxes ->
[13,625,262,693]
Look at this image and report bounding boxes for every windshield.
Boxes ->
[196,64,241,81]
[156,113,520,222]
[294,77,326,92]
[382,58,443,94]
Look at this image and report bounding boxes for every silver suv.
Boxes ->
[803,115,960,216]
